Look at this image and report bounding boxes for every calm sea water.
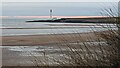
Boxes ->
[1,18,117,36]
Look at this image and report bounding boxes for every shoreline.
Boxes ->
[26,17,110,23]
[2,31,97,37]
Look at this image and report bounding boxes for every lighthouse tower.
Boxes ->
[50,9,52,19]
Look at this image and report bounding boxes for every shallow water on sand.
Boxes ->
[1,41,107,66]
[2,45,71,66]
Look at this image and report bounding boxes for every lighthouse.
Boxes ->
[50,9,52,19]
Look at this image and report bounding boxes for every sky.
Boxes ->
[2,2,118,16]
[1,0,120,2]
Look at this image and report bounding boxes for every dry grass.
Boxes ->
[29,4,120,67]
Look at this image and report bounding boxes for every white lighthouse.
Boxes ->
[50,9,52,19]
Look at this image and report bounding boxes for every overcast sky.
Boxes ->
[2,0,120,2]
[2,2,118,16]
[1,0,119,16]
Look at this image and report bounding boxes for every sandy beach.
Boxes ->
[1,31,117,66]
[1,32,99,46]
[1,32,104,66]
[1,2,119,67]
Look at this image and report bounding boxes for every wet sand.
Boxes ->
[2,41,109,66]
[1,32,99,46]
[1,32,99,66]
[1,31,114,67]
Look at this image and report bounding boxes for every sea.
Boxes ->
[1,17,117,36]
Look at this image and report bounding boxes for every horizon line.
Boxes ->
[0,16,108,19]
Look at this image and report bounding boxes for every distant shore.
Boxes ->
[26,17,115,23]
